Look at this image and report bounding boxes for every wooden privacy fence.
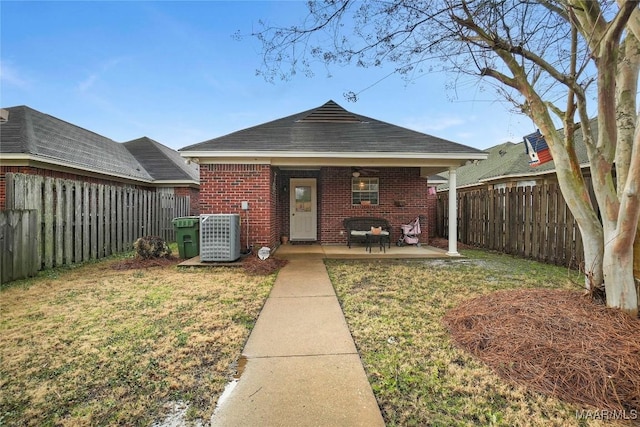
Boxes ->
[0,210,39,283]
[1,173,191,283]
[436,184,585,269]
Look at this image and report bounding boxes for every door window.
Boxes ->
[295,186,312,212]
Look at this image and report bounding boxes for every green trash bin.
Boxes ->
[172,216,200,259]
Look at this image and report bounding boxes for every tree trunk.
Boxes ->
[577,218,605,289]
[603,236,639,316]
[635,226,640,311]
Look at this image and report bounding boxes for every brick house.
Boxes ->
[0,105,200,211]
[180,100,486,254]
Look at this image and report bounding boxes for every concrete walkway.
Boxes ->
[210,253,385,427]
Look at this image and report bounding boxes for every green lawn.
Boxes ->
[1,249,633,427]
[326,250,629,427]
[0,255,275,426]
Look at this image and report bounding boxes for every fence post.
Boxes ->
[55,178,64,266]
[44,178,54,269]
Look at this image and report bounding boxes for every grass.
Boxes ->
[325,250,625,427]
[0,253,275,426]
[2,248,632,426]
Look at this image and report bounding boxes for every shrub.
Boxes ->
[133,236,172,259]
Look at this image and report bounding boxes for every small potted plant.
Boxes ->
[280,234,289,245]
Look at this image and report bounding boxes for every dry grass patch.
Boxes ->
[326,251,634,426]
[0,255,276,426]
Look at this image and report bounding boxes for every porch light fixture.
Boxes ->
[352,171,360,178]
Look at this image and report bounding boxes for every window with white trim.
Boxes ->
[352,177,379,205]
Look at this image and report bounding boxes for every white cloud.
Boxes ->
[77,74,99,92]
[400,114,465,134]
[75,57,126,93]
[0,61,30,88]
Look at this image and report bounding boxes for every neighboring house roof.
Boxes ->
[180,100,487,173]
[1,105,152,181]
[0,105,198,186]
[437,120,593,191]
[123,137,199,182]
[427,174,448,185]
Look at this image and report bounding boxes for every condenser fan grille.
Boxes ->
[199,214,241,262]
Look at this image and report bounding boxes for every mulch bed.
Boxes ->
[443,289,640,412]
[110,254,289,276]
[242,255,288,275]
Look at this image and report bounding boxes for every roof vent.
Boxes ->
[298,100,363,123]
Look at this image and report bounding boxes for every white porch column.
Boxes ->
[447,167,459,256]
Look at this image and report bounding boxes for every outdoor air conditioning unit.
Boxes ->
[199,214,241,262]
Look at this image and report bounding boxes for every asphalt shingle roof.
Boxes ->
[437,120,594,190]
[1,106,152,180]
[180,100,484,155]
[1,106,198,184]
[123,137,199,181]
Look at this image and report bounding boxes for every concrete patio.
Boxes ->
[178,242,454,267]
[274,242,452,259]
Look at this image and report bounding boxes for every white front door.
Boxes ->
[289,178,317,241]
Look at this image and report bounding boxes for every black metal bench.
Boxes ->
[343,217,391,249]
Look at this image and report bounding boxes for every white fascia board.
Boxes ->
[427,179,448,185]
[436,182,487,192]
[180,151,488,168]
[180,150,487,160]
[152,180,200,186]
[476,162,589,183]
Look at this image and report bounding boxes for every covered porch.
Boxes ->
[180,100,486,256]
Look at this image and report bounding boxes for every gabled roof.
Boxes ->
[180,100,485,160]
[0,106,198,185]
[123,137,199,182]
[437,120,593,190]
[1,105,152,181]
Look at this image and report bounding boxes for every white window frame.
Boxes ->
[352,177,379,205]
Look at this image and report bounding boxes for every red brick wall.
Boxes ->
[427,187,437,237]
[199,164,275,249]
[199,165,434,248]
[318,167,432,244]
[174,187,200,215]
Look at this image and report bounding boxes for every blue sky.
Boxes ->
[1,1,537,151]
